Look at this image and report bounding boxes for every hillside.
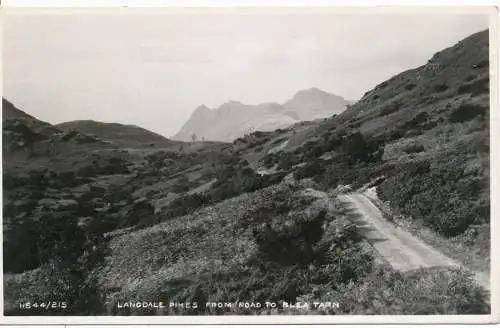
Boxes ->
[246,29,490,271]
[173,88,348,142]
[2,98,59,136]
[3,30,490,316]
[2,98,60,155]
[56,120,171,146]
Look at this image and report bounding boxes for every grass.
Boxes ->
[98,182,375,315]
[322,266,490,315]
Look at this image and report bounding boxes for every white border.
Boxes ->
[0,0,499,7]
[0,1,498,326]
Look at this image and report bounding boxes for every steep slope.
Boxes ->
[173,88,348,142]
[2,98,59,154]
[2,98,58,135]
[252,29,490,276]
[56,120,171,145]
[304,29,489,141]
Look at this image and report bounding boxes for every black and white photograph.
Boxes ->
[0,4,496,324]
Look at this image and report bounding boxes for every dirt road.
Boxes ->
[338,192,490,290]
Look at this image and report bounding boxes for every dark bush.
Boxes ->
[378,158,488,237]
[404,83,417,91]
[277,153,299,171]
[402,143,425,154]
[449,104,487,123]
[256,210,326,264]
[403,112,429,129]
[294,161,325,180]
[341,132,384,164]
[172,175,191,193]
[457,77,489,97]
[3,219,41,273]
[383,127,407,142]
[303,145,325,160]
[379,102,401,116]
[164,193,211,218]
[434,84,449,92]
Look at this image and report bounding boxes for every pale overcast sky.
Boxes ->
[2,8,489,137]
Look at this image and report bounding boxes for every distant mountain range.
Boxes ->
[172,88,349,142]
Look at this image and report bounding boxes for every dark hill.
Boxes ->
[2,98,58,135]
[56,120,170,145]
[2,98,60,154]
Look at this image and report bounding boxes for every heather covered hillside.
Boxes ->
[249,29,490,272]
[2,29,491,316]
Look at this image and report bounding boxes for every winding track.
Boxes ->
[338,192,490,290]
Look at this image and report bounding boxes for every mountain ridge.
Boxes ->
[173,88,348,142]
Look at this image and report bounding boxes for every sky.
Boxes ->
[2,8,490,137]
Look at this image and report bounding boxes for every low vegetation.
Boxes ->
[3,30,490,316]
[378,155,489,237]
[316,266,489,315]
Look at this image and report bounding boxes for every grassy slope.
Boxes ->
[55,120,173,148]
[2,30,491,315]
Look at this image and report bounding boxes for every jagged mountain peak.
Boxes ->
[173,88,348,142]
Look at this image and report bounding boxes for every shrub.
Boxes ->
[326,267,489,314]
[402,143,425,154]
[3,218,41,273]
[404,83,417,91]
[449,104,487,123]
[253,210,327,266]
[164,193,211,218]
[379,102,401,116]
[341,132,384,164]
[434,83,449,92]
[457,77,489,97]
[172,175,191,193]
[294,161,325,180]
[403,112,429,129]
[277,153,299,171]
[378,158,488,237]
[3,202,108,315]
[303,145,325,160]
